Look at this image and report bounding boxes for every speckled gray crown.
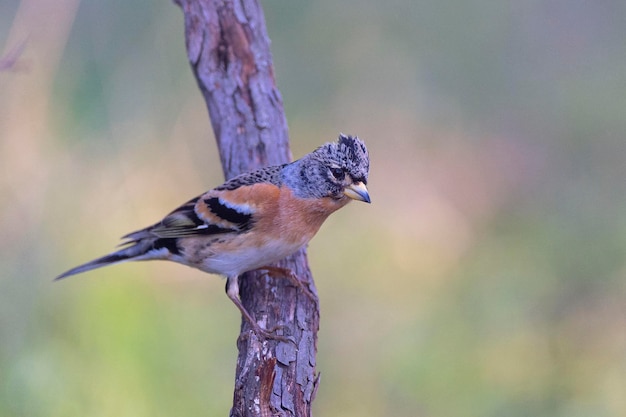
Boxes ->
[313,134,370,183]
[280,134,369,200]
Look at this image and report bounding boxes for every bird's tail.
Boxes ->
[55,239,157,281]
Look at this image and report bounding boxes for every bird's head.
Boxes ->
[285,134,371,203]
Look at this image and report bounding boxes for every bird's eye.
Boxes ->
[330,167,345,180]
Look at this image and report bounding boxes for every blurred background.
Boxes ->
[2,0,626,416]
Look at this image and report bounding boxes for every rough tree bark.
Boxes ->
[174,1,320,416]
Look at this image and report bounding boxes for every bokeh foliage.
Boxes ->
[1,1,625,416]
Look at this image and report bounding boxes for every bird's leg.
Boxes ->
[225,275,290,342]
[258,266,317,302]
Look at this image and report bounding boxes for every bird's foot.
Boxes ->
[237,319,292,343]
[259,266,317,302]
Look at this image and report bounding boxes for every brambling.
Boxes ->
[56,134,370,338]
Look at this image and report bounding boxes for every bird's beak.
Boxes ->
[344,181,371,203]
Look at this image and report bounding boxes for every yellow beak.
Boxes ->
[344,181,371,203]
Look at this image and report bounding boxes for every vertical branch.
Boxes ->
[174,0,320,416]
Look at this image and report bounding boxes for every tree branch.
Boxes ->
[175,0,320,415]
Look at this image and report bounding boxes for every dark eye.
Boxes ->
[330,167,345,180]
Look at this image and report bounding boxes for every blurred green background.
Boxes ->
[2,1,626,416]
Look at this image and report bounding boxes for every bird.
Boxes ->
[56,134,370,338]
